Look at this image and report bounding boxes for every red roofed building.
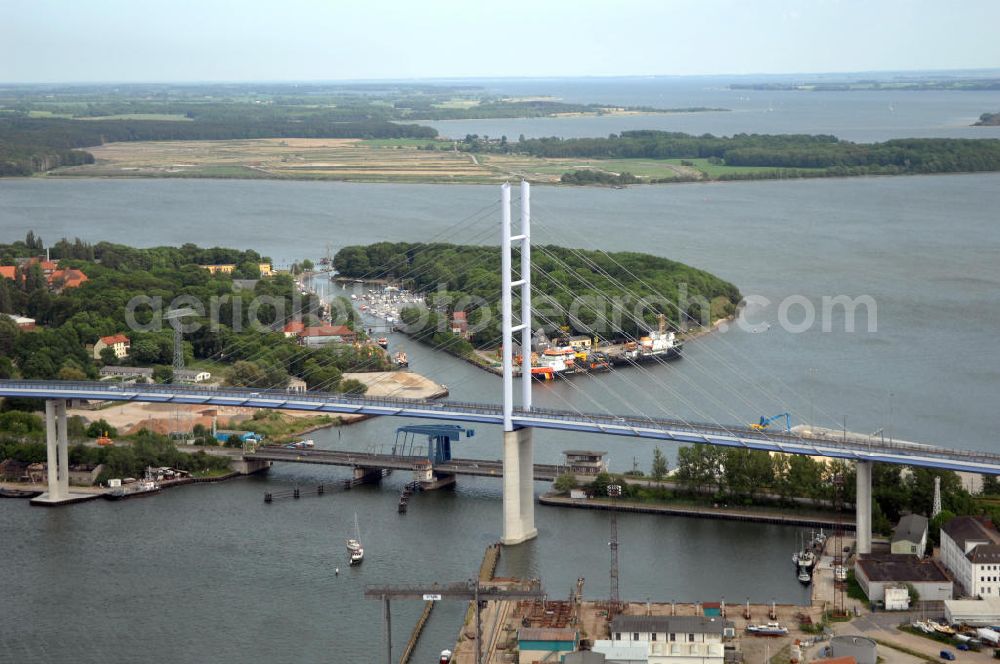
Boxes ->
[299,324,356,346]
[451,311,469,338]
[0,266,16,280]
[93,334,130,360]
[283,321,306,338]
[48,268,88,290]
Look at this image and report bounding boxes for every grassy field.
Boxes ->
[52,137,819,184]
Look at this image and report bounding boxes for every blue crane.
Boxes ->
[751,413,791,432]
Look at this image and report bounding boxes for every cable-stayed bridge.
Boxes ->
[5,183,997,553]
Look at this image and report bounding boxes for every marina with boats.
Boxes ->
[334,278,686,380]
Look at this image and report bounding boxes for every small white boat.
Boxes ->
[439,650,453,664]
[798,569,812,584]
[347,513,364,565]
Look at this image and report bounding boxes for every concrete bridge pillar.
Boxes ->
[856,459,872,554]
[42,399,70,502]
[502,428,537,545]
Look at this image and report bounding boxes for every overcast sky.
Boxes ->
[3,0,999,83]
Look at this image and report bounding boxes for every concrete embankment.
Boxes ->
[539,492,855,529]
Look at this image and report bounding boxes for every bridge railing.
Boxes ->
[3,379,998,466]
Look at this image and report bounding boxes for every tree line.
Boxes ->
[460,130,1000,179]
[555,442,994,539]
[0,233,385,392]
[333,242,741,346]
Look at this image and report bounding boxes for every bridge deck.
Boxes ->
[2,380,998,475]
[249,447,563,481]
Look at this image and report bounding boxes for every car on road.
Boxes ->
[940,650,956,660]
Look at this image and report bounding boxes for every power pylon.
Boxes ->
[608,483,622,618]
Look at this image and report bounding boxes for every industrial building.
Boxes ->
[517,627,578,664]
[944,598,1000,625]
[854,554,953,602]
[606,615,728,664]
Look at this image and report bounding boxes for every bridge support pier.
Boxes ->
[32,399,86,506]
[502,428,537,545]
[856,459,872,554]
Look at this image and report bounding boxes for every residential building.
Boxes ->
[891,514,929,557]
[287,377,308,393]
[99,366,154,381]
[299,324,357,346]
[3,313,36,331]
[451,311,469,338]
[609,615,727,664]
[283,321,306,338]
[940,516,1000,597]
[202,264,236,274]
[517,627,578,664]
[48,268,88,290]
[567,335,593,350]
[853,554,953,602]
[258,263,273,276]
[93,334,130,360]
[0,265,15,280]
[173,369,212,383]
[563,450,608,475]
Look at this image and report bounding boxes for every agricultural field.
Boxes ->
[53,138,499,183]
[52,138,811,184]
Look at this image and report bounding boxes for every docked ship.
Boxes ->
[625,314,683,364]
[104,472,161,501]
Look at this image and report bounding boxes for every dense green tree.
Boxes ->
[554,472,578,494]
[651,447,668,481]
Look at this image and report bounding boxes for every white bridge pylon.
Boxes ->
[500,181,537,545]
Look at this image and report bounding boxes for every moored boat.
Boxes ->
[440,650,453,664]
[104,472,160,501]
[377,337,389,348]
[746,622,789,636]
[0,487,43,499]
[347,512,364,566]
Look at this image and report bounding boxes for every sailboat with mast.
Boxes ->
[346,513,364,566]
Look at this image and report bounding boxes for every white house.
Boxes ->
[173,369,212,384]
[93,334,130,360]
[941,516,1000,598]
[608,615,727,664]
[891,514,929,558]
